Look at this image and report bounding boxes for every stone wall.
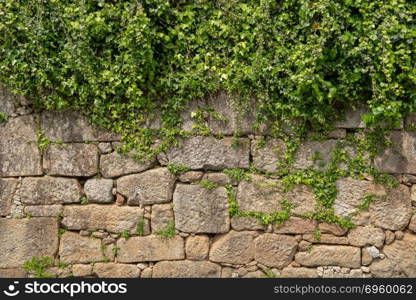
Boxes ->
[1,87,416,278]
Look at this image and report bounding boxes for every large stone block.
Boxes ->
[295,245,361,268]
[84,179,113,203]
[41,111,119,142]
[162,136,250,170]
[0,178,17,216]
[117,168,175,205]
[0,116,42,176]
[348,226,385,248]
[274,217,317,234]
[153,261,221,278]
[59,232,104,264]
[375,131,416,174]
[93,263,140,278]
[151,203,174,233]
[383,233,416,277]
[281,267,319,278]
[254,234,297,268]
[43,144,99,177]
[185,235,210,261]
[0,85,17,116]
[293,140,338,170]
[209,231,256,264]
[334,105,368,128]
[62,205,144,233]
[251,139,285,173]
[23,205,63,217]
[19,177,81,205]
[100,152,155,178]
[173,184,229,233]
[334,178,373,218]
[117,235,184,263]
[0,218,58,268]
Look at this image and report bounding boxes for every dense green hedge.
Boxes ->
[0,0,415,155]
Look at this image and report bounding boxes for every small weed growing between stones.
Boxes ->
[199,179,218,190]
[313,228,321,242]
[263,269,278,278]
[136,216,145,236]
[58,262,69,269]
[23,257,54,278]
[58,228,67,238]
[155,221,176,239]
[80,196,89,205]
[167,163,191,176]
[36,130,51,152]
[0,112,8,122]
[223,168,251,182]
[121,230,130,240]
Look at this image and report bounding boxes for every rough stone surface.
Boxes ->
[93,263,140,278]
[295,246,361,268]
[153,260,221,278]
[0,268,27,278]
[117,168,175,205]
[231,216,265,231]
[202,172,234,185]
[117,235,184,263]
[251,139,285,173]
[185,235,210,260]
[303,234,349,245]
[41,111,119,142]
[151,204,174,233]
[254,234,298,268]
[84,179,113,203]
[375,131,416,174]
[0,218,58,268]
[274,217,317,234]
[19,177,81,205]
[0,86,17,116]
[173,184,229,233]
[43,144,99,177]
[281,267,319,278]
[178,171,203,183]
[72,264,93,277]
[163,136,250,170]
[24,205,63,217]
[0,178,17,215]
[370,258,403,278]
[319,223,348,236]
[209,231,256,264]
[59,232,104,264]
[334,178,373,217]
[348,226,385,248]
[293,140,338,170]
[409,215,416,233]
[100,152,155,178]
[334,105,368,128]
[0,116,42,176]
[383,233,416,277]
[62,205,144,233]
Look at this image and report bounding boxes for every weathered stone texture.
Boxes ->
[72,264,93,277]
[0,178,17,216]
[274,217,317,235]
[151,204,174,233]
[41,111,119,142]
[153,261,221,278]
[348,226,385,248]
[0,218,58,268]
[0,86,17,116]
[100,152,155,178]
[319,222,348,236]
[295,246,361,268]
[209,231,256,264]
[334,105,368,128]
[117,236,184,263]
[254,234,297,268]
[117,168,175,205]
[59,232,104,264]
[185,235,210,260]
[281,267,319,278]
[382,233,416,277]
[19,177,81,205]
[293,140,338,170]
[93,263,140,278]
[163,136,250,170]
[0,116,42,176]
[231,216,265,231]
[173,184,229,233]
[251,139,285,173]
[43,144,99,177]
[24,205,63,217]
[62,205,144,233]
[84,179,113,203]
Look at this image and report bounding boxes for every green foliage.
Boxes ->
[36,130,51,152]
[121,230,130,239]
[136,216,146,236]
[155,221,176,239]
[313,228,321,242]
[58,262,69,269]
[167,163,190,176]
[58,228,67,237]
[0,112,8,122]
[23,257,54,278]
[223,168,251,182]
[1,0,415,158]
[80,196,89,205]
[199,179,218,190]
[263,269,278,278]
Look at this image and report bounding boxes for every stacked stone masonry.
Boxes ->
[2,87,416,278]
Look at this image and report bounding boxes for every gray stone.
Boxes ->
[153,261,221,278]
[100,152,155,178]
[163,136,250,170]
[319,223,348,236]
[366,246,381,259]
[117,235,184,263]
[202,172,235,185]
[251,139,286,173]
[0,116,42,176]
[209,231,256,264]
[93,263,140,278]
[348,226,385,248]
[409,215,416,232]
[41,111,119,142]
[254,234,298,268]
[98,142,112,154]
[0,178,17,216]
[334,105,368,128]
[178,171,204,183]
[295,246,361,268]
[84,179,113,203]
[231,216,265,231]
[19,177,81,205]
[151,204,174,233]
[0,218,58,268]
[185,235,210,261]
[24,205,63,217]
[375,131,416,174]
[0,86,17,116]
[62,205,145,233]
[173,184,229,233]
[43,144,99,177]
[293,140,338,170]
[383,233,416,277]
[117,168,175,205]
[59,232,104,264]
